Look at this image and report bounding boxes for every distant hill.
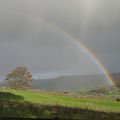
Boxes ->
[0,81,9,87]
[111,73,120,86]
[0,73,120,91]
[32,74,118,92]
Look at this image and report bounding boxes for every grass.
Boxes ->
[0,88,120,119]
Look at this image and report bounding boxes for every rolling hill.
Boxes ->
[0,73,120,92]
[32,74,118,92]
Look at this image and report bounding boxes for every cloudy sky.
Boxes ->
[0,0,120,79]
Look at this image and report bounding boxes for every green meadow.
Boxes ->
[0,88,120,119]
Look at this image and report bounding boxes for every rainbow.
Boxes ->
[32,16,115,86]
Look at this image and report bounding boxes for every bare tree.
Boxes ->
[6,66,33,89]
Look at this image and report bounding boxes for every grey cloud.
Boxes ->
[0,0,119,78]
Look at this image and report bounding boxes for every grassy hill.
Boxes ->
[0,88,120,119]
[1,73,120,91]
[32,74,111,92]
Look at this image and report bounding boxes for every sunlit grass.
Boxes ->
[1,88,120,113]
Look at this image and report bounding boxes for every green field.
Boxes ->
[0,89,120,119]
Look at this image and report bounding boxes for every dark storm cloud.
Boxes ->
[0,0,119,79]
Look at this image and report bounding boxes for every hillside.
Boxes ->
[0,89,120,119]
[32,73,120,91]
[0,73,120,92]
[111,73,120,86]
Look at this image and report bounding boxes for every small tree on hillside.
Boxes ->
[6,66,33,89]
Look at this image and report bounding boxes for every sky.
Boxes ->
[0,0,120,79]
